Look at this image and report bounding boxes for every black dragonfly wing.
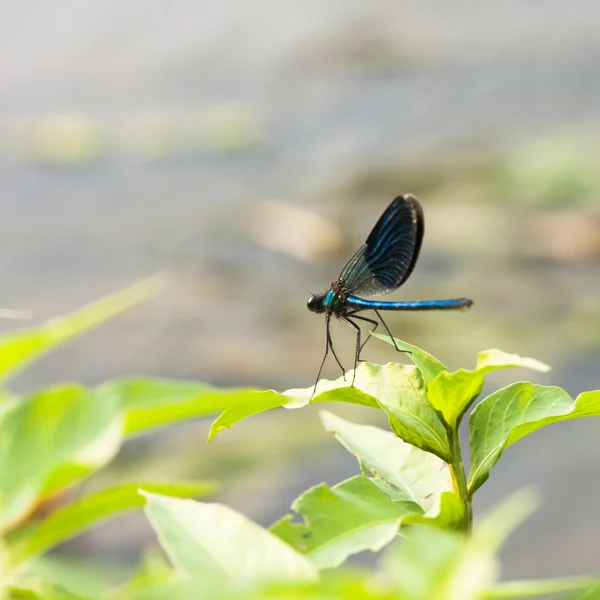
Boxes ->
[338,194,424,297]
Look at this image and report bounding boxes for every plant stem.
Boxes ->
[448,429,472,533]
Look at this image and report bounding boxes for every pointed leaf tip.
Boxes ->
[476,349,551,373]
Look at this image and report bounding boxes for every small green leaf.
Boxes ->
[0,385,123,531]
[475,349,550,374]
[142,492,317,583]
[403,490,467,531]
[427,369,485,430]
[320,410,452,510]
[271,475,422,569]
[372,334,448,383]
[0,275,165,384]
[13,481,216,561]
[97,378,255,438]
[428,350,551,431]
[469,385,600,494]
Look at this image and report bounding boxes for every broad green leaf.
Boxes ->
[320,410,452,510]
[292,363,450,461]
[0,385,122,532]
[364,363,450,461]
[428,350,551,430]
[272,475,465,569]
[142,492,317,583]
[0,275,165,384]
[271,475,422,569]
[12,481,216,562]
[208,357,450,453]
[97,378,256,437]
[208,364,381,441]
[384,490,538,600]
[469,385,600,495]
[372,334,448,383]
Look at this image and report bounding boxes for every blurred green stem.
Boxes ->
[448,429,472,533]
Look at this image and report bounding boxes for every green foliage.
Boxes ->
[12,481,215,563]
[142,492,317,583]
[0,384,122,531]
[1,285,600,599]
[469,384,600,494]
[0,281,220,597]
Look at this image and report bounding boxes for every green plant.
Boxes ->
[0,278,255,598]
[133,341,600,599]
[1,283,600,599]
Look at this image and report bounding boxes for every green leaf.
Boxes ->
[208,366,381,441]
[12,481,216,562]
[219,362,450,461]
[0,385,122,531]
[207,350,452,450]
[320,410,452,511]
[469,386,600,495]
[96,378,255,437]
[208,390,288,441]
[271,475,422,569]
[301,363,450,460]
[372,334,448,383]
[0,275,165,384]
[384,490,539,600]
[364,363,450,461]
[427,369,485,430]
[142,492,317,583]
[428,350,551,431]
[475,349,550,374]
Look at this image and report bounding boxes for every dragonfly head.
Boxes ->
[307,293,326,314]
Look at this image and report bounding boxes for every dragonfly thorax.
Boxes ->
[307,282,348,316]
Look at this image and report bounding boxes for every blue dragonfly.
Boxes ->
[307,194,473,388]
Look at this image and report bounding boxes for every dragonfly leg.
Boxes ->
[339,316,361,387]
[313,316,346,398]
[328,324,347,381]
[373,309,410,355]
[346,311,379,357]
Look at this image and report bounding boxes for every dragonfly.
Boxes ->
[307,194,473,390]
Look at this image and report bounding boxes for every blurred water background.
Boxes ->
[2,0,600,585]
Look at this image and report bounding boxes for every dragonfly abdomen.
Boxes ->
[347,296,473,311]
